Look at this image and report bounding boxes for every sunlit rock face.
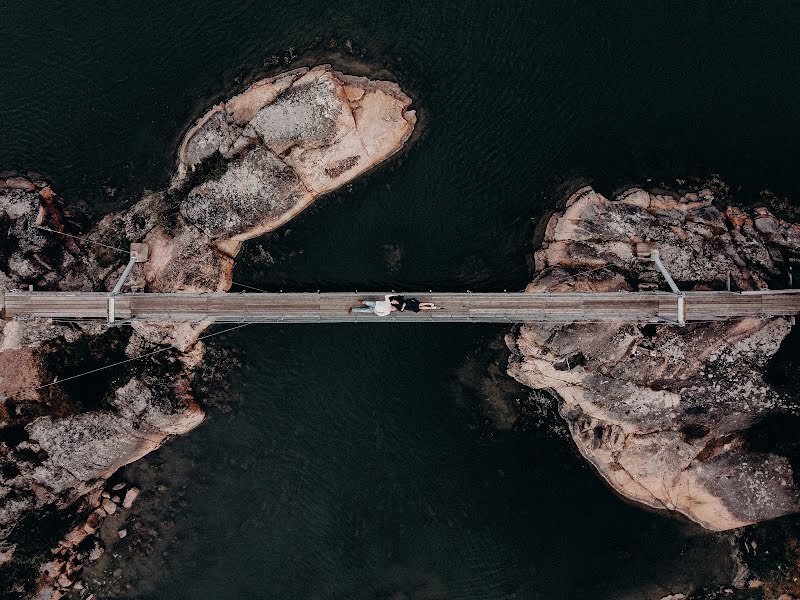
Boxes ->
[507,185,800,531]
[177,65,416,242]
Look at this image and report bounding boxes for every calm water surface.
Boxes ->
[2,1,800,598]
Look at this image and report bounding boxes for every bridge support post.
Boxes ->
[107,244,149,324]
[651,250,686,326]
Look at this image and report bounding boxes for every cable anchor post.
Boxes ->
[650,249,685,327]
[107,243,149,324]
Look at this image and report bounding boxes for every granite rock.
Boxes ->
[508,185,800,530]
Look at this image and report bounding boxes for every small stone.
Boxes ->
[57,574,72,588]
[4,176,37,191]
[754,217,778,234]
[122,487,140,509]
[86,489,103,508]
[698,188,714,201]
[117,529,127,539]
[89,543,104,562]
[72,581,84,591]
[101,492,110,499]
[725,207,749,228]
[112,482,126,491]
[102,498,117,515]
[63,526,88,546]
[40,559,65,577]
[64,560,81,576]
[38,186,55,201]
[83,512,101,534]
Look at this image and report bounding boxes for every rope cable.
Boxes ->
[34,322,254,390]
[532,264,614,289]
[34,225,130,255]
[230,280,269,293]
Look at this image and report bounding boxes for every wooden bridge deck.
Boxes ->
[3,290,800,324]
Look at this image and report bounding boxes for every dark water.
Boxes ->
[2,1,800,598]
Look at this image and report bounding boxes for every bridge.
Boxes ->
[3,289,799,325]
[3,240,799,326]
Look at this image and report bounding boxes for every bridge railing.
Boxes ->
[3,289,799,324]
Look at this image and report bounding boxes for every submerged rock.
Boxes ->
[507,185,800,531]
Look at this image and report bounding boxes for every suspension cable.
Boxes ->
[535,264,615,289]
[231,280,269,293]
[34,322,254,390]
[34,225,130,255]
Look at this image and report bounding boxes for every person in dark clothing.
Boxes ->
[401,297,422,312]
[388,295,439,312]
[388,295,404,309]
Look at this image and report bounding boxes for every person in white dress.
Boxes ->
[350,294,394,315]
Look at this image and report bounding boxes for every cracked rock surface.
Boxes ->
[507,185,800,531]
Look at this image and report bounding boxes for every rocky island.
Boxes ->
[0,64,415,596]
[506,185,800,531]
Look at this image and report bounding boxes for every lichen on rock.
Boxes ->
[507,185,800,531]
[181,145,311,241]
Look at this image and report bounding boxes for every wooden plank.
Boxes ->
[4,290,799,323]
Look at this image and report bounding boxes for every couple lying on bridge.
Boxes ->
[351,294,440,316]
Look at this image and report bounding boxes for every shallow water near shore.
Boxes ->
[3,1,800,598]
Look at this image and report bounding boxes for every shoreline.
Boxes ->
[0,61,418,597]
